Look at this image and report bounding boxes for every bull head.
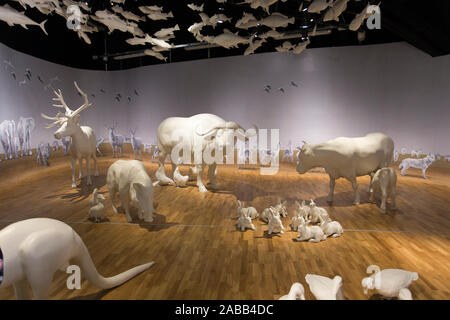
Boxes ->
[41,82,92,139]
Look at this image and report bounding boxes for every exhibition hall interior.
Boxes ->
[0,0,449,301]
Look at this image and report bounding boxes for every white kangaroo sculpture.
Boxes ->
[41,81,98,187]
[0,218,154,299]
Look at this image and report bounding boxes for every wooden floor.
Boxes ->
[0,147,449,300]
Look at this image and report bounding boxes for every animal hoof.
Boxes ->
[71,183,77,188]
[198,186,207,193]
[353,201,360,205]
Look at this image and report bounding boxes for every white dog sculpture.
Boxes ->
[107,160,159,222]
[41,82,98,187]
[368,167,397,213]
[0,218,154,299]
[297,133,394,205]
[305,274,345,300]
[279,282,306,300]
[399,154,435,179]
[361,265,418,300]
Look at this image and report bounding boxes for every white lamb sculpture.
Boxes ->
[88,188,106,222]
[290,200,310,231]
[399,153,435,179]
[319,215,344,238]
[361,265,418,300]
[369,167,397,213]
[296,216,326,243]
[261,199,287,222]
[236,209,255,232]
[267,208,284,235]
[237,200,259,219]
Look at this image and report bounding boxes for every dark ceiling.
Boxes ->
[0,0,449,71]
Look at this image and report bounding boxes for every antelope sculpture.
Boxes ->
[107,122,125,158]
[41,81,98,188]
[129,128,142,160]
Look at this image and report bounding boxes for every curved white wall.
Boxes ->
[0,41,449,154]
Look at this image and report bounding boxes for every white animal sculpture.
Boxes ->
[362,265,418,300]
[0,120,17,160]
[323,0,350,22]
[268,208,284,235]
[61,136,71,156]
[88,188,106,223]
[393,150,399,162]
[237,200,259,219]
[0,4,47,35]
[96,136,104,156]
[260,12,294,28]
[296,220,326,243]
[281,140,294,162]
[308,0,332,13]
[400,148,408,155]
[41,82,98,187]
[107,123,125,158]
[156,113,254,192]
[107,160,158,223]
[308,200,330,224]
[203,29,250,49]
[290,201,310,231]
[399,154,435,179]
[368,167,397,213]
[236,209,255,232]
[17,117,34,156]
[279,282,306,300]
[129,129,142,160]
[36,142,51,166]
[52,140,59,151]
[297,133,394,205]
[305,274,345,300]
[319,217,343,238]
[0,218,154,299]
[89,187,105,206]
[274,199,288,218]
[410,149,422,158]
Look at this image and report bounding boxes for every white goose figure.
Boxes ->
[305,274,345,300]
[279,282,306,300]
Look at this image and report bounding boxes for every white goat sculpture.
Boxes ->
[237,200,259,219]
[41,81,98,187]
[107,122,125,158]
[129,128,142,160]
[236,209,255,232]
[296,217,326,243]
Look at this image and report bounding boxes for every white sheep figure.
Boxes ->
[290,201,310,231]
[279,282,306,300]
[369,167,397,213]
[268,207,284,235]
[361,265,419,300]
[274,198,288,218]
[237,200,258,219]
[291,215,307,232]
[88,188,106,222]
[305,274,345,300]
[296,218,326,243]
[308,200,330,224]
[173,167,189,187]
[319,215,344,238]
[236,210,255,232]
[260,207,274,223]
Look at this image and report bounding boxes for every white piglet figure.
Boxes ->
[369,167,397,213]
[107,160,159,223]
[362,265,418,300]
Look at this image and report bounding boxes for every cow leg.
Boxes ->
[196,164,207,192]
[78,158,83,179]
[390,188,397,211]
[349,177,360,205]
[93,154,99,176]
[86,156,92,186]
[156,151,174,185]
[207,163,218,189]
[71,158,77,188]
[422,168,427,179]
[327,176,336,203]
[120,190,132,222]
[109,183,118,214]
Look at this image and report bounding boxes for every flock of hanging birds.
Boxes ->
[0,0,380,62]
[2,59,140,103]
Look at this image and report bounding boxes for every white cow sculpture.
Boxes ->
[107,160,159,223]
[0,218,154,299]
[368,167,397,213]
[156,113,255,192]
[296,133,394,205]
[41,82,98,188]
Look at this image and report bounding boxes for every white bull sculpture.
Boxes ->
[156,113,255,192]
[296,133,394,205]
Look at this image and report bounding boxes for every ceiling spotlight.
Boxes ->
[302,7,308,12]
[310,19,314,22]
[219,7,225,11]
[218,20,224,23]
[301,25,309,28]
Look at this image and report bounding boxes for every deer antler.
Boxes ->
[70,81,92,118]
[52,89,72,116]
[41,111,65,129]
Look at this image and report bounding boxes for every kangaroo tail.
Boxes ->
[74,233,154,289]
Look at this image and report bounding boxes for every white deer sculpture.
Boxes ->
[129,128,143,160]
[107,122,125,158]
[41,81,98,188]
